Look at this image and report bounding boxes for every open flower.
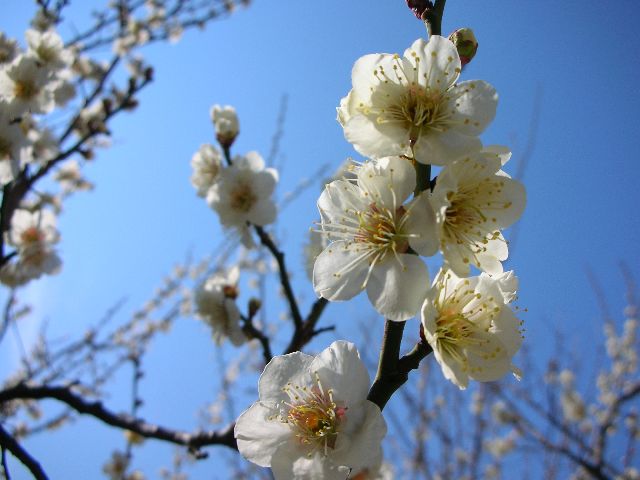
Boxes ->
[338,36,497,166]
[235,341,386,480]
[421,269,524,389]
[193,266,245,346]
[313,156,438,321]
[0,56,55,115]
[430,146,526,276]
[25,28,74,71]
[1,208,62,285]
[207,151,278,229]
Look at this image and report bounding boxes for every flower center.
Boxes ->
[36,45,57,64]
[382,85,449,144]
[281,373,346,455]
[14,79,38,100]
[20,226,44,245]
[229,183,256,213]
[355,204,408,253]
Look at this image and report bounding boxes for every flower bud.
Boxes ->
[210,104,239,149]
[406,0,433,20]
[248,297,261,317]
[448,28,478,67]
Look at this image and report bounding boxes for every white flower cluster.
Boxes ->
[190,105,278,247]
[313,34,527,389]
[0,27,76,185]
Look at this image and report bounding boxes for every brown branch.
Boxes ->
[0,384,237,455]
[367,321,432,410]
[0,423,48,480]
[253,226,303,330]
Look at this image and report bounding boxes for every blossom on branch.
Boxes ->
[421,269,523,389]
[207,150,278,234]
[1,208,62,286]
[430,146,526,276]
[193,266,246,346]
[313,156,438,321]
[0,55,55,115]
[210,104,239,148]
[337,36,497,166]
[235,341,386,479]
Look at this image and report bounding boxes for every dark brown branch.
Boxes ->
[0,423,48,480]
[253,226,303,330]
[367,321,432,410]
[0,384,237,455]
[241,316,273,365]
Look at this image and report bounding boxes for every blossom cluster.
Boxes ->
[312,34,527,390]
[0,25,78,285]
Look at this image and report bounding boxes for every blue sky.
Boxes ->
[1,0,639,478]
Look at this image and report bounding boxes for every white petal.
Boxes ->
[405,192,439,256]
[313,241,371,301]
[247,199,277,226]
[448,80,498,136]
[258,351,314,403]
[490,306,523,357]
[344,115,408,160]
[406,36,460,91]
[366,254,429,321]
[310,341,370,405]
[271,449,348,480]
[318,180,367,226]
[413,129,482,166]
[239,151,265,171]
[330,401,386,471]
[234,402,292,467]
[358,156,415,208]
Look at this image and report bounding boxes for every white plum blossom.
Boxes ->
[0,56,55,115]
[337,36,497,166]
[421,269,523,389]
[235,341,386,480]
[54,160,93,193]
[193,266,246,346]
[190,143,222,197]
[430,146,526,276]
[207,151,278,229]
[1,208,62,285]
[210,104,239,147]
[25,28,73,71]
[313,156,438,321]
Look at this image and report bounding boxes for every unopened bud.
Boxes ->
[448,28,478,67]
[406,0,433,20]
[223,284,238,299]
[248,298,261,317]
[210,104,239,149]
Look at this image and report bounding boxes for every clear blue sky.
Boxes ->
[2,1,639,478]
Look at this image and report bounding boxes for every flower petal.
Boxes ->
[234,402,292,467]
[258,351,314,403]
[311,340,370,405]
[313,241,371,301]
[366,254,429,321]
